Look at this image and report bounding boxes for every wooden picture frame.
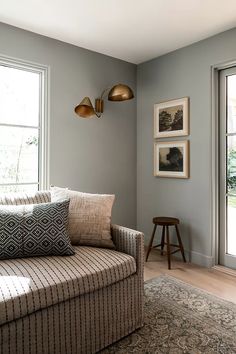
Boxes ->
[154,97,189,138]
[154,140,189,178]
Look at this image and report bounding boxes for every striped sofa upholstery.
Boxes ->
[0,224,144,354]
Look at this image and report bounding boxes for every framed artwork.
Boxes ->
[154,97,189,138]
[154,140,189,178]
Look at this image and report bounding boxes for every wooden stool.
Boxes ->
[146,217,186,269]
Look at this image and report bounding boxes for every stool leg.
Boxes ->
[175,225,186,263]
[166,226,171,270]
[161,226,165,256]
[146,224,157,262]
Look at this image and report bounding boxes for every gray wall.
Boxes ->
[0,22,137,228]
[1,20,236,266]
[137,27,236,266]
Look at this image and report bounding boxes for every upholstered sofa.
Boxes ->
[0,224,144,354]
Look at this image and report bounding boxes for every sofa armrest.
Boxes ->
[111,224,144,276]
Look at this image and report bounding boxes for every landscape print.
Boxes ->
[159,146,183,172]
[159,105,183,132]
[154,97,189,138]
[154,141,189,178]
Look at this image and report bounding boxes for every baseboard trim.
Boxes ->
[213,265,236,277]
[175,249,214,268]
[144,244,214,268]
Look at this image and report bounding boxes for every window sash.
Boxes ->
[0,182,39,186]
[0,123,39,129]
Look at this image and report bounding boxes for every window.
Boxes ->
[0,57,49,193]
[219,67,236,269]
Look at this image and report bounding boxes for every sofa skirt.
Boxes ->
[0,273,143,354]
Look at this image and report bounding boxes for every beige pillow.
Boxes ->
[51,186,115,248]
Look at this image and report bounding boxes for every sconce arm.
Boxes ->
[100,87,111,100]
[94,87,111,116]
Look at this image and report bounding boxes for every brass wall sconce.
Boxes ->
[74,84,134,118]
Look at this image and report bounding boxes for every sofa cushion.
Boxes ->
[51,186,115,248]
[0,200,74,260]
[0,190,51,205]
[0,246,136,325]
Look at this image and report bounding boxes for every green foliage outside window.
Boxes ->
[227,149,236,192]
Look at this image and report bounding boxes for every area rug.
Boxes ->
[101,275,236,353]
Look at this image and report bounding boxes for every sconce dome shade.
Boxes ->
[74,97,96,118]
[108,84,134,102]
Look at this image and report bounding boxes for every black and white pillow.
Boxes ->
[0,199,74,260]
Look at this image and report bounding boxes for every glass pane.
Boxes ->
[0,184,38,193]
[0,65,40,127]
[227,135,236,194]
[0,126,39,184]
[227,74,236,133]
[227,196,236,256]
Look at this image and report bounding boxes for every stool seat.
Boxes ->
[153,217,179,226]
[146,216,186,269]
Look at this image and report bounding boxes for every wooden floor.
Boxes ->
[144,248,236,304]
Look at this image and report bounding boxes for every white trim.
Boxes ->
[218,66,236,269]
[0,54,50,191]
[213,265,236,277]
[175,249,214,268]
[39,62,50,190]
[0,123,38,129]
[0,54,48,73]
[225,132,236,136]
[0,182,39,186]
[210,65,219,267]
[187,250,214,268]
[210,59,236,267]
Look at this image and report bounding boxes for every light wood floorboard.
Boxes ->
[145,248,236,304]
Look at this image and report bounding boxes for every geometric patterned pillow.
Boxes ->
[0,199,74,260]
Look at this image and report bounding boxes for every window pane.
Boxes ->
[227,74,236,133]
[0,126,38,184]
[0,184,38,193]
[227,196,236,256]
[0,65,40,127]
[227,135,236,194]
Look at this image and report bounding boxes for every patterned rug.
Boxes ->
[101,275,236,354]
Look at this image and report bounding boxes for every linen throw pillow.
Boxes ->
[0,190,51,205]
[0,199,74,260]
[51,186,115,248]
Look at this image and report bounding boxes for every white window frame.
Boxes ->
[211,59,236,268]
[0,55,50,191]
